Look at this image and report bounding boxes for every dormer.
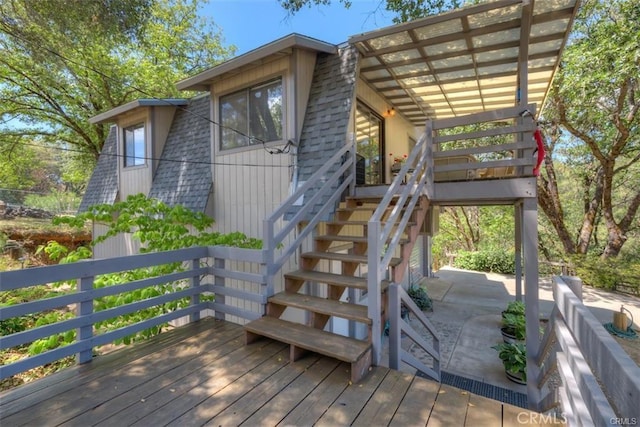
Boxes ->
[90,99,189,176]
[176,34,337,155]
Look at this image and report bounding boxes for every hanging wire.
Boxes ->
[0,25,294,163]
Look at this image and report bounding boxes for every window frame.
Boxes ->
[218,77,284,153]
[123,123,146,168]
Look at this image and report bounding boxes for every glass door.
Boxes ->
[355,102,384,185]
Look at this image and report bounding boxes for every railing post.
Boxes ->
[190,258,201,323]
[367,220,382,365]
[214,256,225,321]
[263,218,275,300]
[425,120,434,199]
[388,284,400,370]
[77,275,94,364]
[349,136,356,196]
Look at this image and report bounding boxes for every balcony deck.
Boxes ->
[0,318,535,426]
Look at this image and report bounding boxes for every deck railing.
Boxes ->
[367,128,431,365]
[535,276,640,424]
[0,245,267,381]
[388,284,440,381]
[430,104,537,182]
[262,140,356,296]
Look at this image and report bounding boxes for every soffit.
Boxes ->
[350,0,579,124]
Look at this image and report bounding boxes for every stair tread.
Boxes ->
[244,317,371,363]
[316,235,410,244]
[327,220,416,226]
[269,292,371,324]
[285,269,390,291]
[285,269,367,288]
[301,251,402,266]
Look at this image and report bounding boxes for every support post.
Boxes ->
[77,275,94,364]
[214,257,225,321]
[367,220,382,365]
[515,202,523,301]
[388,284,401,370]
[190,258,201,323]
[523,196,540,409]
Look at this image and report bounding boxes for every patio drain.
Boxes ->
[416,370,528,409]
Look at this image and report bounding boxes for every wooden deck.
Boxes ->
[0,319,538,426]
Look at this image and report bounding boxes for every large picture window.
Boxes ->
[219,78,283,151]
[123,124,145,167]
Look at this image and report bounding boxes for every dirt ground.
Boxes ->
[614,335,640,367]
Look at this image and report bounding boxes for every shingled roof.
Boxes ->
[291,44,359,220]
[78,126,118,213]
[148,96,211,212]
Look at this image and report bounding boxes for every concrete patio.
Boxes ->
[415,267,640,395]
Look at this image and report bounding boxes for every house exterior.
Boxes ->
[79,0,579,397]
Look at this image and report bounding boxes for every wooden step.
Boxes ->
[244,317,372,383]
[285,269,368,289]
[269,292,371,324]
[326,220,416,227]
[284,269,390,292]
[315,235,410,245]
[300,251,402,266]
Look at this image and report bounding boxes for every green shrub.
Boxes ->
[407,285,432,311]
[454,249,515,274]
[572,255,640,292]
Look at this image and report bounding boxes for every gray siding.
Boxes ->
[292,44,359,220]
[78,127,118,213]
[148,96,211,212]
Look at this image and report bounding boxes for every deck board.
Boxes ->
[0,318,539,426]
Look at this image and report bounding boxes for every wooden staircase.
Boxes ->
[244,195,430,383]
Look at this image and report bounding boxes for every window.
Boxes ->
[219,78,283,151]
[123,124,145,167]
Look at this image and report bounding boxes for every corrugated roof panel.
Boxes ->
[467,4,522,29]
[380,49,422,63]
[413,18,463,39]
[472,28,520,48]
[430,55,474,69]
[368,32,412,50]
[424,39,468,57]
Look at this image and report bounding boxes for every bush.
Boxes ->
[572,255,640,292]
[454,249,515,274]
[407,285,432,311]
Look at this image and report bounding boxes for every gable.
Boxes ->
[78,126,118,213]
[148,96,211,212]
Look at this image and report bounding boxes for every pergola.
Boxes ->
[349,0,578,123]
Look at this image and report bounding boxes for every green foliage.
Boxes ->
[453,249,515,274]
[492,342,526,381]
[278,0,465,23]
[24,191,82,214]
[503,301,525,316]
[407,285,432,311]
[571,255,640,292]
[30,194,260,349]
[501,313,526,341]
[0,0,235,163]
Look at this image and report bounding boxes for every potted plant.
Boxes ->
[502,301,524,320]
[501,312,525,343]
[492,342,527,384]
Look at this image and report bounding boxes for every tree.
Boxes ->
[539,0,640,258]
[0,0,234,165]
[278,0,463,22]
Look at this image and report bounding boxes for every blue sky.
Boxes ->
[203,0,396,54]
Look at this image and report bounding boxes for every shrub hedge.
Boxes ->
[453,249,515,274]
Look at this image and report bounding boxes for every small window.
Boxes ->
[123,124,145,167]
[219,78,283,151]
